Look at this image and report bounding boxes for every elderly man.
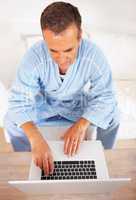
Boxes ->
[4,2,119,175]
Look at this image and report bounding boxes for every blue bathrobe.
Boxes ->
[7,39,119,129]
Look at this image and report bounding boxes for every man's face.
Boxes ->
[42,24,81,73]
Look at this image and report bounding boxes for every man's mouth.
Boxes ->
[59,62,69,67]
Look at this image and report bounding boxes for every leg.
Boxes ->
[4,113,31,151]
[96,123,120,149]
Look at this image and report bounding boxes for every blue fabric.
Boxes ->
[97,124,119,149]
[6,38,119,130]
[37,115,74,127]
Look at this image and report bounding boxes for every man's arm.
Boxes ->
[21,121,54,176]
[61,46,117,156]
[8,47,54,175]
[82,45,117,130]
[21,121,43,144]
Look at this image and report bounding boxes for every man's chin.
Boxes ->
[59,63,70,69]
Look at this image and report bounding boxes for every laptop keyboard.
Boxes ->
[41,160,97,180]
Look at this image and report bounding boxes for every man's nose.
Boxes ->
[57,53,67,62]
[57,52,65,58]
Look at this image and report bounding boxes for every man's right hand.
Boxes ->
[30,135,54,176]
[21,122,54,176]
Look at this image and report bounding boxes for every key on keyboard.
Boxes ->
[41,160,97,180]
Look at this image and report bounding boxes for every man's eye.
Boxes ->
[64,49,73,53]
[50,48,74,53]
[50,50,57,53]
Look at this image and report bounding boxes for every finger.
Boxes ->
[35,159,39,167]
[48,154,54,174]
[67,140,73,156]
[33,157,38,166]
[42,159,47,176]
[34,158,39,167]
[43,157,49,176]
[71,140,78,156]
[64,137,70,154]
[60,134,64,140]
[66,138,73,156]
[75,137,82,154]
[37,158,43,169]
[68,139,76,156]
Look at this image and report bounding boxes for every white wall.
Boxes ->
[0,0,136,88]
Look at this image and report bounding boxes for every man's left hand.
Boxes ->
[61,118,90,156]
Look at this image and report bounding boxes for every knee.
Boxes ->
[3,112,23,138]
[3,112,31,151]
[3,112,15,130]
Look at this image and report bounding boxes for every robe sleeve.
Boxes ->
[7,47,41,127]
[82,46,117,129]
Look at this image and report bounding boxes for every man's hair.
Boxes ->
[40,1,81,34]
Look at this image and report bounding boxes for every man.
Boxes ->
[4,2,119,176]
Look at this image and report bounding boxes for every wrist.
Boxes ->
[77,117,90,131]
[21,122,43,143]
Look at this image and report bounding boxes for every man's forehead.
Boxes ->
[43,28,79,51]
[43,24,79,36]
[43,25,79,41]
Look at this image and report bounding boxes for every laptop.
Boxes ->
[8,125,130,194]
